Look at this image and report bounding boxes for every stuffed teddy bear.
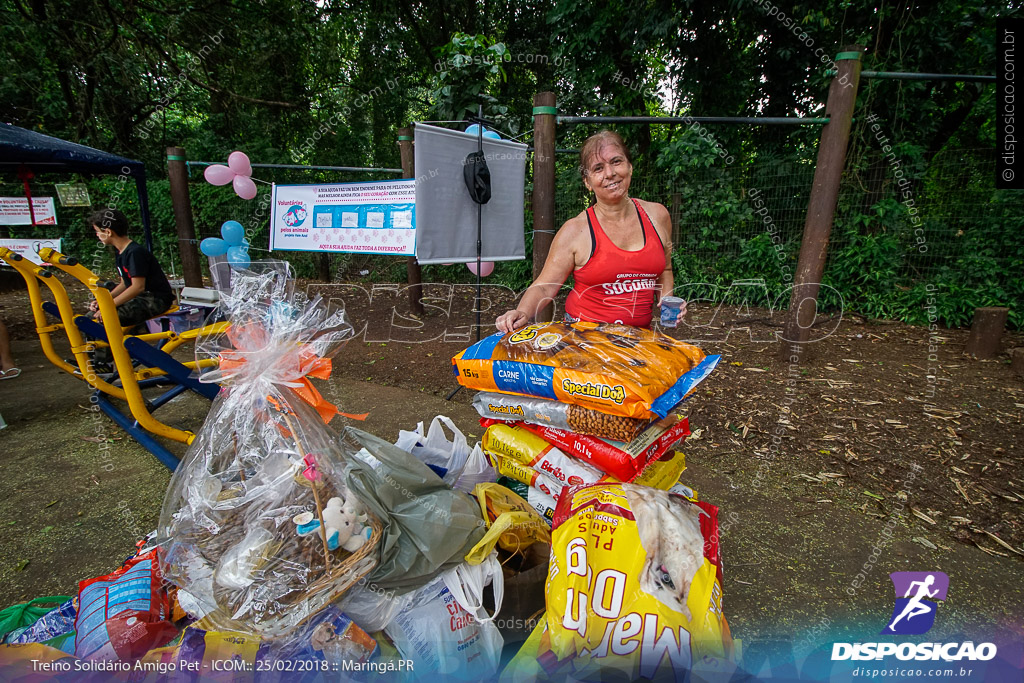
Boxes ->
[322,497,354,551]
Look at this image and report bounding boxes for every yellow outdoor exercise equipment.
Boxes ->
[0,246,228,468]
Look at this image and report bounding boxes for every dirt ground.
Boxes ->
[0,273,1022,649]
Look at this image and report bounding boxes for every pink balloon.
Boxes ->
[467,261,494,277]
[227,151,252,177]
[233,175,258,200]
[204,164,235,186]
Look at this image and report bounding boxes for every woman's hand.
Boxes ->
[496,309,530,334]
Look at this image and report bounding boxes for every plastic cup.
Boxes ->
[660,296,685,328]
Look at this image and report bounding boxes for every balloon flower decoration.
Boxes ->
[204,151,258,200]
[200,220,250,269]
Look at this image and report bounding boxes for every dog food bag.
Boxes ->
[74,549,178,661]
[482,423,608,492]
[516,419,690,483]
[495,478,559,524]
[454,322,720,420]
[540,483,735,682]
[489,452,564,500]
[473,392,650,443]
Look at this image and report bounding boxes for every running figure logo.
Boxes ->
[881,571,949,635]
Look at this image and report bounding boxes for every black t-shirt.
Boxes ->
[115,241,174,301]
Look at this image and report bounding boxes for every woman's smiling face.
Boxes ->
[584,141,633,202]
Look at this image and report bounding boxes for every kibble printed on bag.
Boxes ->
[454,322,720,420]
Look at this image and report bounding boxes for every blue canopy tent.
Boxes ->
[0,123,154,250]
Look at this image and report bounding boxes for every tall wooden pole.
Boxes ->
[532,92,557,323]
[779,48,863,360]
[166,147,203,288]
[398,127,424,315]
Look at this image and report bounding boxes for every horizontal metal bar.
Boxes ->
[526,147,581,154]
[864,70,996,82]
[826,70,996,82]
[186,161,403,173]
[557,116,830,125]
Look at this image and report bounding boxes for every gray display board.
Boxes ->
[413,123,527,265]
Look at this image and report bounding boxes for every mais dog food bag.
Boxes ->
[453,322,720,420]
[535,483,735,682]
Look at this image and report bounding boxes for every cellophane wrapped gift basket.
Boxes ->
[158,265,381,638]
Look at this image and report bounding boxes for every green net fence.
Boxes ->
[4,136,1020,329]
[555,143,1023,329]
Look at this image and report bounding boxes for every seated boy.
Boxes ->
[88,209,174,367]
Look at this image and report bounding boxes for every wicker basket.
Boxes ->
[186,476,383,638]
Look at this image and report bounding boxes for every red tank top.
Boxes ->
[565,198,666,327]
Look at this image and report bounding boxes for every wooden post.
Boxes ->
[965,307,1008,359]
[1010,348,1024,377]
[166,147,203,288]
[317,253,332,282]
[398,127,424,315]
[779,48,863,361]
[532,92,557,323]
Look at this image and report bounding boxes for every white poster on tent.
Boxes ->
[0,238,61,265]
[270,180,416,256]
[0,197,57,225]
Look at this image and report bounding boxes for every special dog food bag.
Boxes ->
[454,322,720,420]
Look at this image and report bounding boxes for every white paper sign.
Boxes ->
[0,238,62,265]
[0,197,57,225]
[270,180,415,256]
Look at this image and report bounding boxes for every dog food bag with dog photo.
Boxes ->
[541,483,735,682]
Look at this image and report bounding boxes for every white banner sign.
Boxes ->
[0,197,57,225]
[270,180,415,256]
[0,238,62,265]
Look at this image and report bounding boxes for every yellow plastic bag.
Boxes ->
[466,483,551,564]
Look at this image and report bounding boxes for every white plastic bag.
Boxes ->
[394,416,471,486]
[385,570,503,680]
[336,580,414,633]
[453,442,497,492]
[442,551,504,623]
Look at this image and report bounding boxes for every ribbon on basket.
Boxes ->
[217,323,367,423]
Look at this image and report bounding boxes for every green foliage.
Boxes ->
[1,0,1020,329]
[431,34,511,127]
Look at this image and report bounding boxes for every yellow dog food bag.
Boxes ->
[453,322,720,420]
[534,483,735,682]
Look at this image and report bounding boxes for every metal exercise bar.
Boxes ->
[185,161,403,173]
[557,116,831,125]
[827,70,996,82]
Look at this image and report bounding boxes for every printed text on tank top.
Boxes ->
[583,199,663,291]
[564,198,666,327]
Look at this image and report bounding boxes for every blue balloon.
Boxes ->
[200,237,229,257]
[226,245,250,269]
[482,129,501,140]
[221,220,245,245]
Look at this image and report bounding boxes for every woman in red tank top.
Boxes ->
[496,130,685,331]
